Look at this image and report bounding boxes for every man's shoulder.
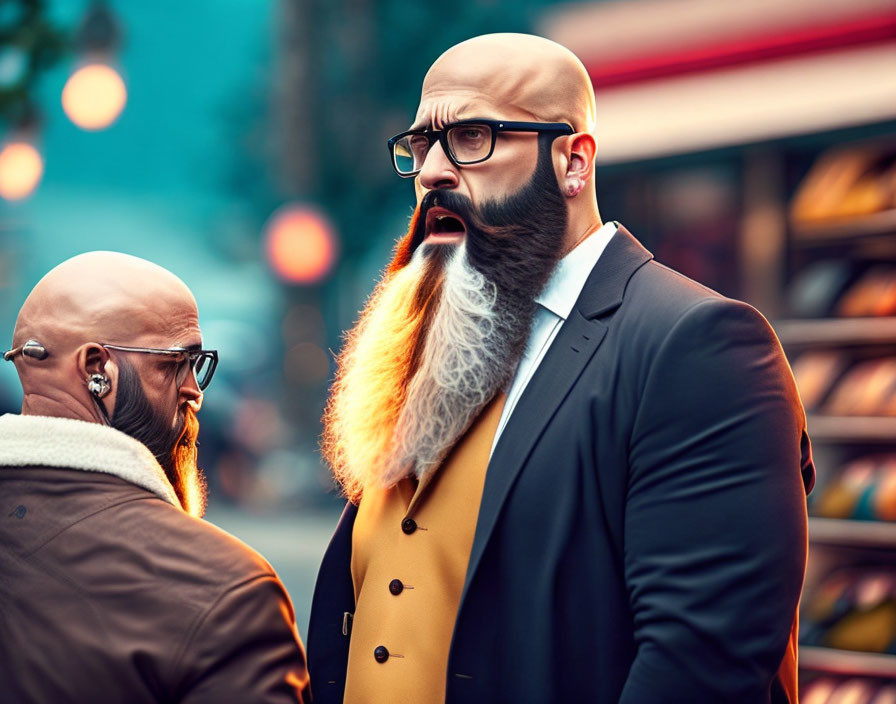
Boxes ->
[582,225,731,323]
[109,489,278,581]
[607,256,775,355]
[4,467,276,587]
[629,258,724,311]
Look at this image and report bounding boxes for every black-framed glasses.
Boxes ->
[100,344,219,391]
[387,119,574,177]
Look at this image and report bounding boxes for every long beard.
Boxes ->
[112,362,208,517]
[322,136,567,502]
[387,243,512,482]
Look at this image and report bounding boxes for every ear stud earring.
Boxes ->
[87,373,111,398]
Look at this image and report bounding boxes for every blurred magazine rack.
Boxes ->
[541,0,896,692]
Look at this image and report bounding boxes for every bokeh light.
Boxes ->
[61,63,127,130]
[265,204,338,284]
[0,141,43,200]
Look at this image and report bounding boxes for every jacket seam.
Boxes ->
[22,494,166,558]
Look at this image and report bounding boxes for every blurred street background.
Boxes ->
[3,1,896,691]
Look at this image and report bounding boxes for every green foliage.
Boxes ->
[0,0,69,126]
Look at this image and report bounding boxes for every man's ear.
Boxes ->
[76,343,117,393]
[561,133,597,198]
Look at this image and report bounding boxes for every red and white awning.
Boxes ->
[540,0,896,163]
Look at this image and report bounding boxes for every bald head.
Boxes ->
[414,33,596,133]
[14,252,197,354]
[10,252,200,420]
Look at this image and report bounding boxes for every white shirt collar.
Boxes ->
[536,221,619,320]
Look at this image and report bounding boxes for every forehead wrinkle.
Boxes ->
[124,296,200,349]
[413,92,480,130]
[169,316,202,349]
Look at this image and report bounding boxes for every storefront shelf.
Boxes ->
[809,517,896,548]
[806,415,896,443]
[776,318,896,347]
[799,646,896,678]
[792,209,896,247]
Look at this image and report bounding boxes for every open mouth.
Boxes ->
[424,207,467,244]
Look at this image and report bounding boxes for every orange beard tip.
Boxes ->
[388,209,422,274]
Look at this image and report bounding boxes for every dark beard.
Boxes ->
[415,134,568,380]
[111,359,205,514]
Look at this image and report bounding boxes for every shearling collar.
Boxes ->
[0,413,182,509]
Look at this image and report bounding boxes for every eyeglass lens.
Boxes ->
[192,353,214,390]
[393,123,493,174]
[175,352,214,390]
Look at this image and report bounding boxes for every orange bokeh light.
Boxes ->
[62,63,127,130]
[265,205,338,284]
[0,141,44,200]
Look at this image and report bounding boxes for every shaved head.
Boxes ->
[11,252,200,412]
[14,251,198,359]
[414,33,596,133]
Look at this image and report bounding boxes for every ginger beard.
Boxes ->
[323,136,568,502]
[112,358,208,517]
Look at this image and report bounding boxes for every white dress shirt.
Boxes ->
[490,221,619,456]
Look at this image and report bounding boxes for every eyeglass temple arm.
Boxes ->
[101,344,187,355]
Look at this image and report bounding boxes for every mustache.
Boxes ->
[387,192,459,276]
[409,190,476,254]
[392,190,480,271]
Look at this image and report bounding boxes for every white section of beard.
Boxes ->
[382,242,505,486]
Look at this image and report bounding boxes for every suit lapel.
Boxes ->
[461,226,653,598]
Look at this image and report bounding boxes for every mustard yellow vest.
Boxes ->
[344,393,506,704]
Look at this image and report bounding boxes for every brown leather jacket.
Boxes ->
[0,466,310,704]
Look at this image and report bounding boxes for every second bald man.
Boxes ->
[0,253,310,703]
[309,34,814,703]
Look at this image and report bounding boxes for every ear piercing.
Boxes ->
[87,373,111,398]
[566,179,583,197]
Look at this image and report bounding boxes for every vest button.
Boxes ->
[389,579,404,595]
[401,517,417,534]
[374,645,390,663]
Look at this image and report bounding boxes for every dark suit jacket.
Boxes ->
[308,226,814,703]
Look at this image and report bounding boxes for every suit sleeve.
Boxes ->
[175,573,311,704]
[620,297,812,703]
